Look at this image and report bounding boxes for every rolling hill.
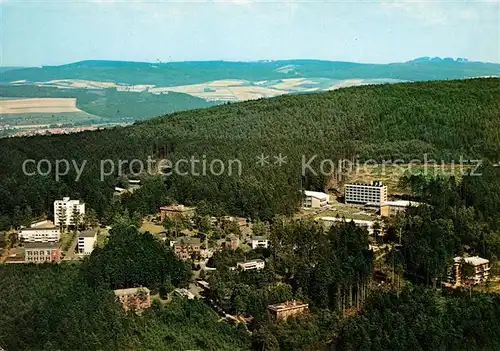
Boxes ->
[0,78,498,229]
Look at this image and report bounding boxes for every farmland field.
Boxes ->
[0,98,81,114]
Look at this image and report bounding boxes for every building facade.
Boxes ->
[268,300,309,322]
[170,236,201,260]
[54,197,85,227]
[24,242,61,264]
[344,182,388,205]
[77,230,97,255]
[159,204,195,221]
[114,287,151,312]
[19,226,60,243]
[450,256,490,285]
[237,259,265,271]
[319,217,375,235]
[303,191,329,208]
[250,236,269,249]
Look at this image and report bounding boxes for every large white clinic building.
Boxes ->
[344,182,387,205]
[54,197,85,227]
[19,224,60,243]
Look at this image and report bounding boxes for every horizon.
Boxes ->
[2,0,499,66]
[3,56,499,69]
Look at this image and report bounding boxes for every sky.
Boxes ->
[1,0,499,66]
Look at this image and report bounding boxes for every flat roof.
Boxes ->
[21,226,59,231]
[237,259,264,265]
[24,242,59,249]
[174,236,201,245]
[251,236,268,241]
[268,300,308,311]
[454,256,489,265]
[78,230,97,238]
[114,287,150,296]
[304,190,329,200]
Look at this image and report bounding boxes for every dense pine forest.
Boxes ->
[2,166,500,350]
[0,78,498,228]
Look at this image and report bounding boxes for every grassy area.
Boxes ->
[339,164,475,195]
[60,231,76,252]
[139,221,165,235]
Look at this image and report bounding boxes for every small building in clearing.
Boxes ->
[114,287,151,313]
[159,204,195,221]
[303,191,329,208]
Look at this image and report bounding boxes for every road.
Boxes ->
[62,233,79,260]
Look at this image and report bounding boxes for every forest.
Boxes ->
[0,78,499,229]
[2,165,500,350]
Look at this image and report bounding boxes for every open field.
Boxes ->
[0,98,80,114]
[333,163,476,195]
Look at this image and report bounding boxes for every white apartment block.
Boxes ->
[19,226,60,243]
[303,191,329,208]
[237,259,265,271]
[77,230,97,255]
[344,182,388,205]
[54,197,85,227]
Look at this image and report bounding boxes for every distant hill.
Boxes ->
[2,59,499,86]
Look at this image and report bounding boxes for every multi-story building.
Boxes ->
[344,181,388,205]
[114,287,151,313]
[236,259,265,271]
[303,191,329,208]
[268,300,309,322]
[250,236,269,249]
[24,242,61,264]
[170,236,201,260]
[54,197,85,227]
[19,225,60,243]
[77,230,97,255]
[450,256,490,285]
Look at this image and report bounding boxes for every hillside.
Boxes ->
[0,78,498,227]
[2,59,499,86]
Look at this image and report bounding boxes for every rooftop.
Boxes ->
[78,230,98,238]
[345,181,385,187]
[114,287,151,296]
[160,204,195,212]
[174,236,201,245]
[21,226,59,231]
[238,259,264,265]
[251,236,268,241]
[268,300,308,312]
[454,256,490,266]
[304,190,329,200]
[24,242,60,249]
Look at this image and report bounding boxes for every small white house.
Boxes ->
[236,259,265,271]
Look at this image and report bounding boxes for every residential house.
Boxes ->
[159,204,195,221]
[114,287,151,312]
[170,236,201,261]
[449,256,490,285]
